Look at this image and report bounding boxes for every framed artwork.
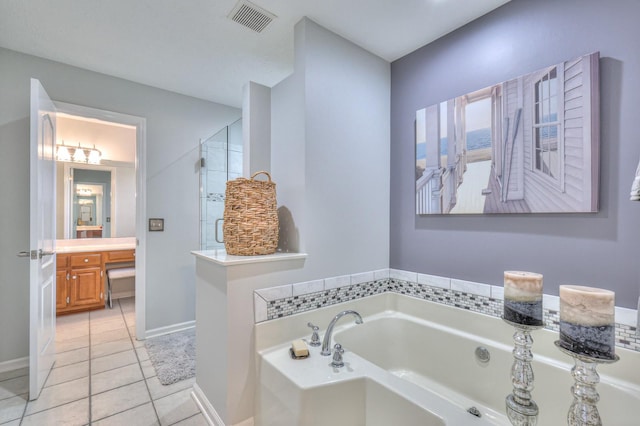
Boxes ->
[415,52,600,215]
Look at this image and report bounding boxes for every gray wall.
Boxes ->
[272,18,391,281]
[0,47,240,363]
[390,0,640,308]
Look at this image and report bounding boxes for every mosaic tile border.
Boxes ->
[255,276,640,353]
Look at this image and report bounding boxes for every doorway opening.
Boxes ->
[54,102,146,341]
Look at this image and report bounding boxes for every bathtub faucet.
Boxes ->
[320,310,363,356]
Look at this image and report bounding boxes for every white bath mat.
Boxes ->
[145,328,196,385]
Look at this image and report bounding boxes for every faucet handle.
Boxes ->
[307,322,321,346]
[331,343,345,368]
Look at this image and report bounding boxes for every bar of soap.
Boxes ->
[291,339,309,357]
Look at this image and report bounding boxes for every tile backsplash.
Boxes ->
[253,269,640,353]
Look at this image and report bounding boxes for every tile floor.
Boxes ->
[0,298,206,426]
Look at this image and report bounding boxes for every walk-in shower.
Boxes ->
[199,119,243,250]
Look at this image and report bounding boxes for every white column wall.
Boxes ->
[271,18,391,281]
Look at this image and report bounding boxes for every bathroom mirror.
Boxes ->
[56,161,136,239]
[55,112,137,239]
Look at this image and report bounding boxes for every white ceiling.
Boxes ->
[0,0,509,108]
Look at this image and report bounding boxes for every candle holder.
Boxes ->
[503,317,543,426]
[554,341,619,426]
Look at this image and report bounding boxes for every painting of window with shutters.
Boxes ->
[415,51,599,215]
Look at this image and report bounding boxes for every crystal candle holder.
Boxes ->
[503,317,543,426]
[555,341,619,426]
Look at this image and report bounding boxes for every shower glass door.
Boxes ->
[199,118,242,250]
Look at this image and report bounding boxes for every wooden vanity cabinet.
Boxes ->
[56,252,104,315]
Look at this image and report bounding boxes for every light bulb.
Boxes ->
[73,144,86,163]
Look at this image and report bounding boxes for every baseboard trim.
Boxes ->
[0,356,29,374]
[192,383,225,426]
[144,320,195,339]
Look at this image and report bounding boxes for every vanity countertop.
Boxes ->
[56,237,136,254]
[76,225,103,231]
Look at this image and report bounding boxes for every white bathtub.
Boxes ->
[254,293,640,425]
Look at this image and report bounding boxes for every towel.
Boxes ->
[631,158,640,201]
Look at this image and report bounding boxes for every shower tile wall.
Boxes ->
[200,119,243,250]
[227,119,243,181]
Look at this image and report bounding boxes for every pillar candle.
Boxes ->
[559,285,615,360]
[503,271,544,326]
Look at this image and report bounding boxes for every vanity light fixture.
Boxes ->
[72,143,87,163]
[56,141,102,165]
[56,143,71,162]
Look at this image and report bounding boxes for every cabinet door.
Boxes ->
[69,267,103,308]
[56,270,68,312]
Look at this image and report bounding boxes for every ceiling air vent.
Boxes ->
[228,0,276,33]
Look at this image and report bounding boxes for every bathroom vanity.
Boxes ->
[55,238,135,315]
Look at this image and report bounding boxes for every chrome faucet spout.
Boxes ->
[320,310,363,356]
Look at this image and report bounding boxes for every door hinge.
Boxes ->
[200,157,206,168]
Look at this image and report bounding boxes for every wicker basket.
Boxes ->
[223,171,279,255]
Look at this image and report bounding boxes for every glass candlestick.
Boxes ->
[503,317,543,426]
[555,341,619,426]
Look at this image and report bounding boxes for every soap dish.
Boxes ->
[289,348,309,360]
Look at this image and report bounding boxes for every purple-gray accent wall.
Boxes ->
[390,0,640,308]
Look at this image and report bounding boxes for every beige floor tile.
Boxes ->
[133,337,145,348]
[0,367,28,383]
[147,376,196,401]
[91,338,134,359]
[90,318,127,335]
[0,393,27,424]
[171,413,209,426]
[136,346,150,362]
[56,314,89,333]
[21,398,89,426]
[119,297,135,312]
[154,387,199,426]
[92,402,159,426]
[128,326,138,338]
[91,350,138,374]
[140,360,157,379]
[44,361,89,387]
[54,347,89,368]
[91,328,130,345]
[56,311,89,326]
[89,307,125,321]
[55,334,90,353]
[0,419,21,426]
[91,380,151,421]
[25,376,88,415]
[55,324,89,342]
[91,363,144,395]
[0,376,28,401]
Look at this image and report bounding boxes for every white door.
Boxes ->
[29,78,57,400]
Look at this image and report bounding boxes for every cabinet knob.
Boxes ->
[84,258,89,263]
